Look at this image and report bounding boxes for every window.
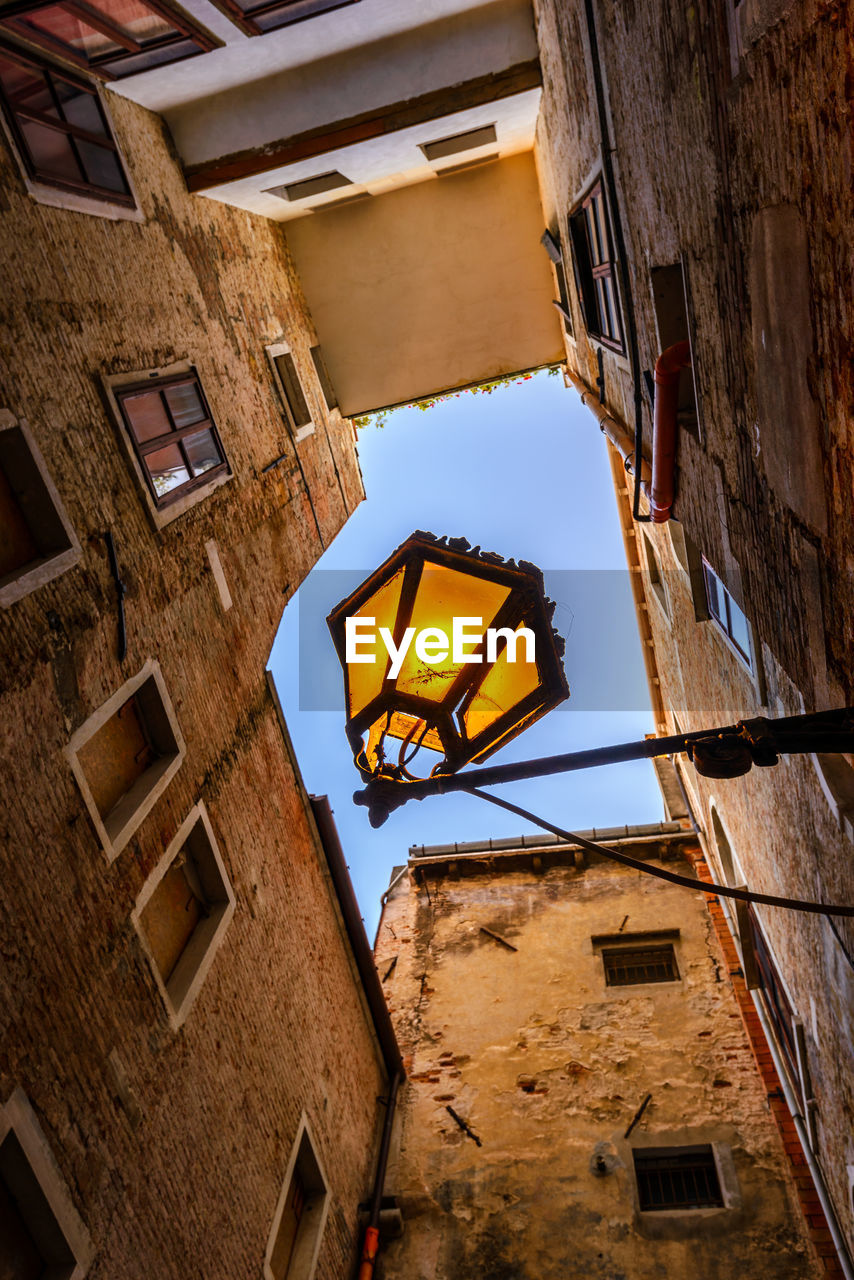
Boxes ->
[0,43,132,204]
[114,372,228,509]
[132,802,236,1027]
[748,906,799,1086]
[0,412,80,608]
[702,560,753,670]
[568,182,623,352]
[641,529,668,616]
[540,227,573,334]
[267,345,313,442]
[602,943,679,986]
[265,1118,329,1280]
[0,0,218,79]
[310,346,337,412]
[0,1088,92,1279]
[634,1146,724,1211]
[66,659,185,862]
[209,0,360,38]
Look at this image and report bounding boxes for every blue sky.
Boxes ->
[269,370,663,938]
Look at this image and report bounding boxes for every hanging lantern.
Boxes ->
[327,531,569,780]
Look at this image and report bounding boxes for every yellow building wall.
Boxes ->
[286,152,565,415]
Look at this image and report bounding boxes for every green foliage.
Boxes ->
[352,365,564,431]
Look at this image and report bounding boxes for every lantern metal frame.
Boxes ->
[326,531,570,780]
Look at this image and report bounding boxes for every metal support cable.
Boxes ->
[462,786,854,918]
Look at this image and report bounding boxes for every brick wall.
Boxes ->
[0,82,382,1278]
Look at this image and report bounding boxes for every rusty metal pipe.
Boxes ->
[650,340,691,522]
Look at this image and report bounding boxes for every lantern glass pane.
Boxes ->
[396,563,511,703]
[463,624,542,738]
[364,710,444,773]
[346,567,405,717]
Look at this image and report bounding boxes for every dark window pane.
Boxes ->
[24,6,124,59]
[183,428,222,477]
[145,444,190,498]
[123,391,171,443]
[0,58,57,116]
[603,945,678,986]
[19,120,81,181]
[55,83,108,136]
[87,0,177,44]
[634,1148,723,1211]
[273,353,311,429]
[164,381,206,429]
[75,138,126,192]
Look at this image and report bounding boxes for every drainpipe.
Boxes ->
[357,1068,404,1280]
[650,340,692,523]
[565,367,652,488]
[751,995,854,1280]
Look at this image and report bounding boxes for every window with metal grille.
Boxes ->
[208,0,360,38]
[568,182,624,352]
[702,559,753,670]
[634,1146,724,1211]
[0,0,217,79]
[0,42,132,203]
[602,943,679,986]
[115,373,228,508]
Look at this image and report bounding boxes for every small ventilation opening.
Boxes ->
[420,123,497,162]
[634,1146,723,1211]
[266,171,352,202]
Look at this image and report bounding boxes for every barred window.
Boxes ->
[634,1146,724,1211]
[602,943,679,986]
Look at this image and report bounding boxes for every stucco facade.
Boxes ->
[374,829,825,1278]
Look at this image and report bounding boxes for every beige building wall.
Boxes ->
[374,833,822,1279]
[286,152,565,415]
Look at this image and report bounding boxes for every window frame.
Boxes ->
[540,227,573,335]
[266,343,315,443]
[131,801,236,1029]
[568,180,624,353]
[0,39,135,209]
[0,0,220,80]
[264,1115,330,1280]
[205,0,360,39]
[592,930,682,991]
[0,1088,93,1279]
[701,558,754,672]
[0,409,81,608]
[65,658,185,862]
[104,362,232,530]
[633,1145,724,1213]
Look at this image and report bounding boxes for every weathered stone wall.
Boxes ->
[375,838,822,1279]
[533,0,854,1251]
[0,87,381,1277]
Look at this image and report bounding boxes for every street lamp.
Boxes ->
[327,532,854,920]
[327,530,569,780]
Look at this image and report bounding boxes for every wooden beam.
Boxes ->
[184,59,542,192]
